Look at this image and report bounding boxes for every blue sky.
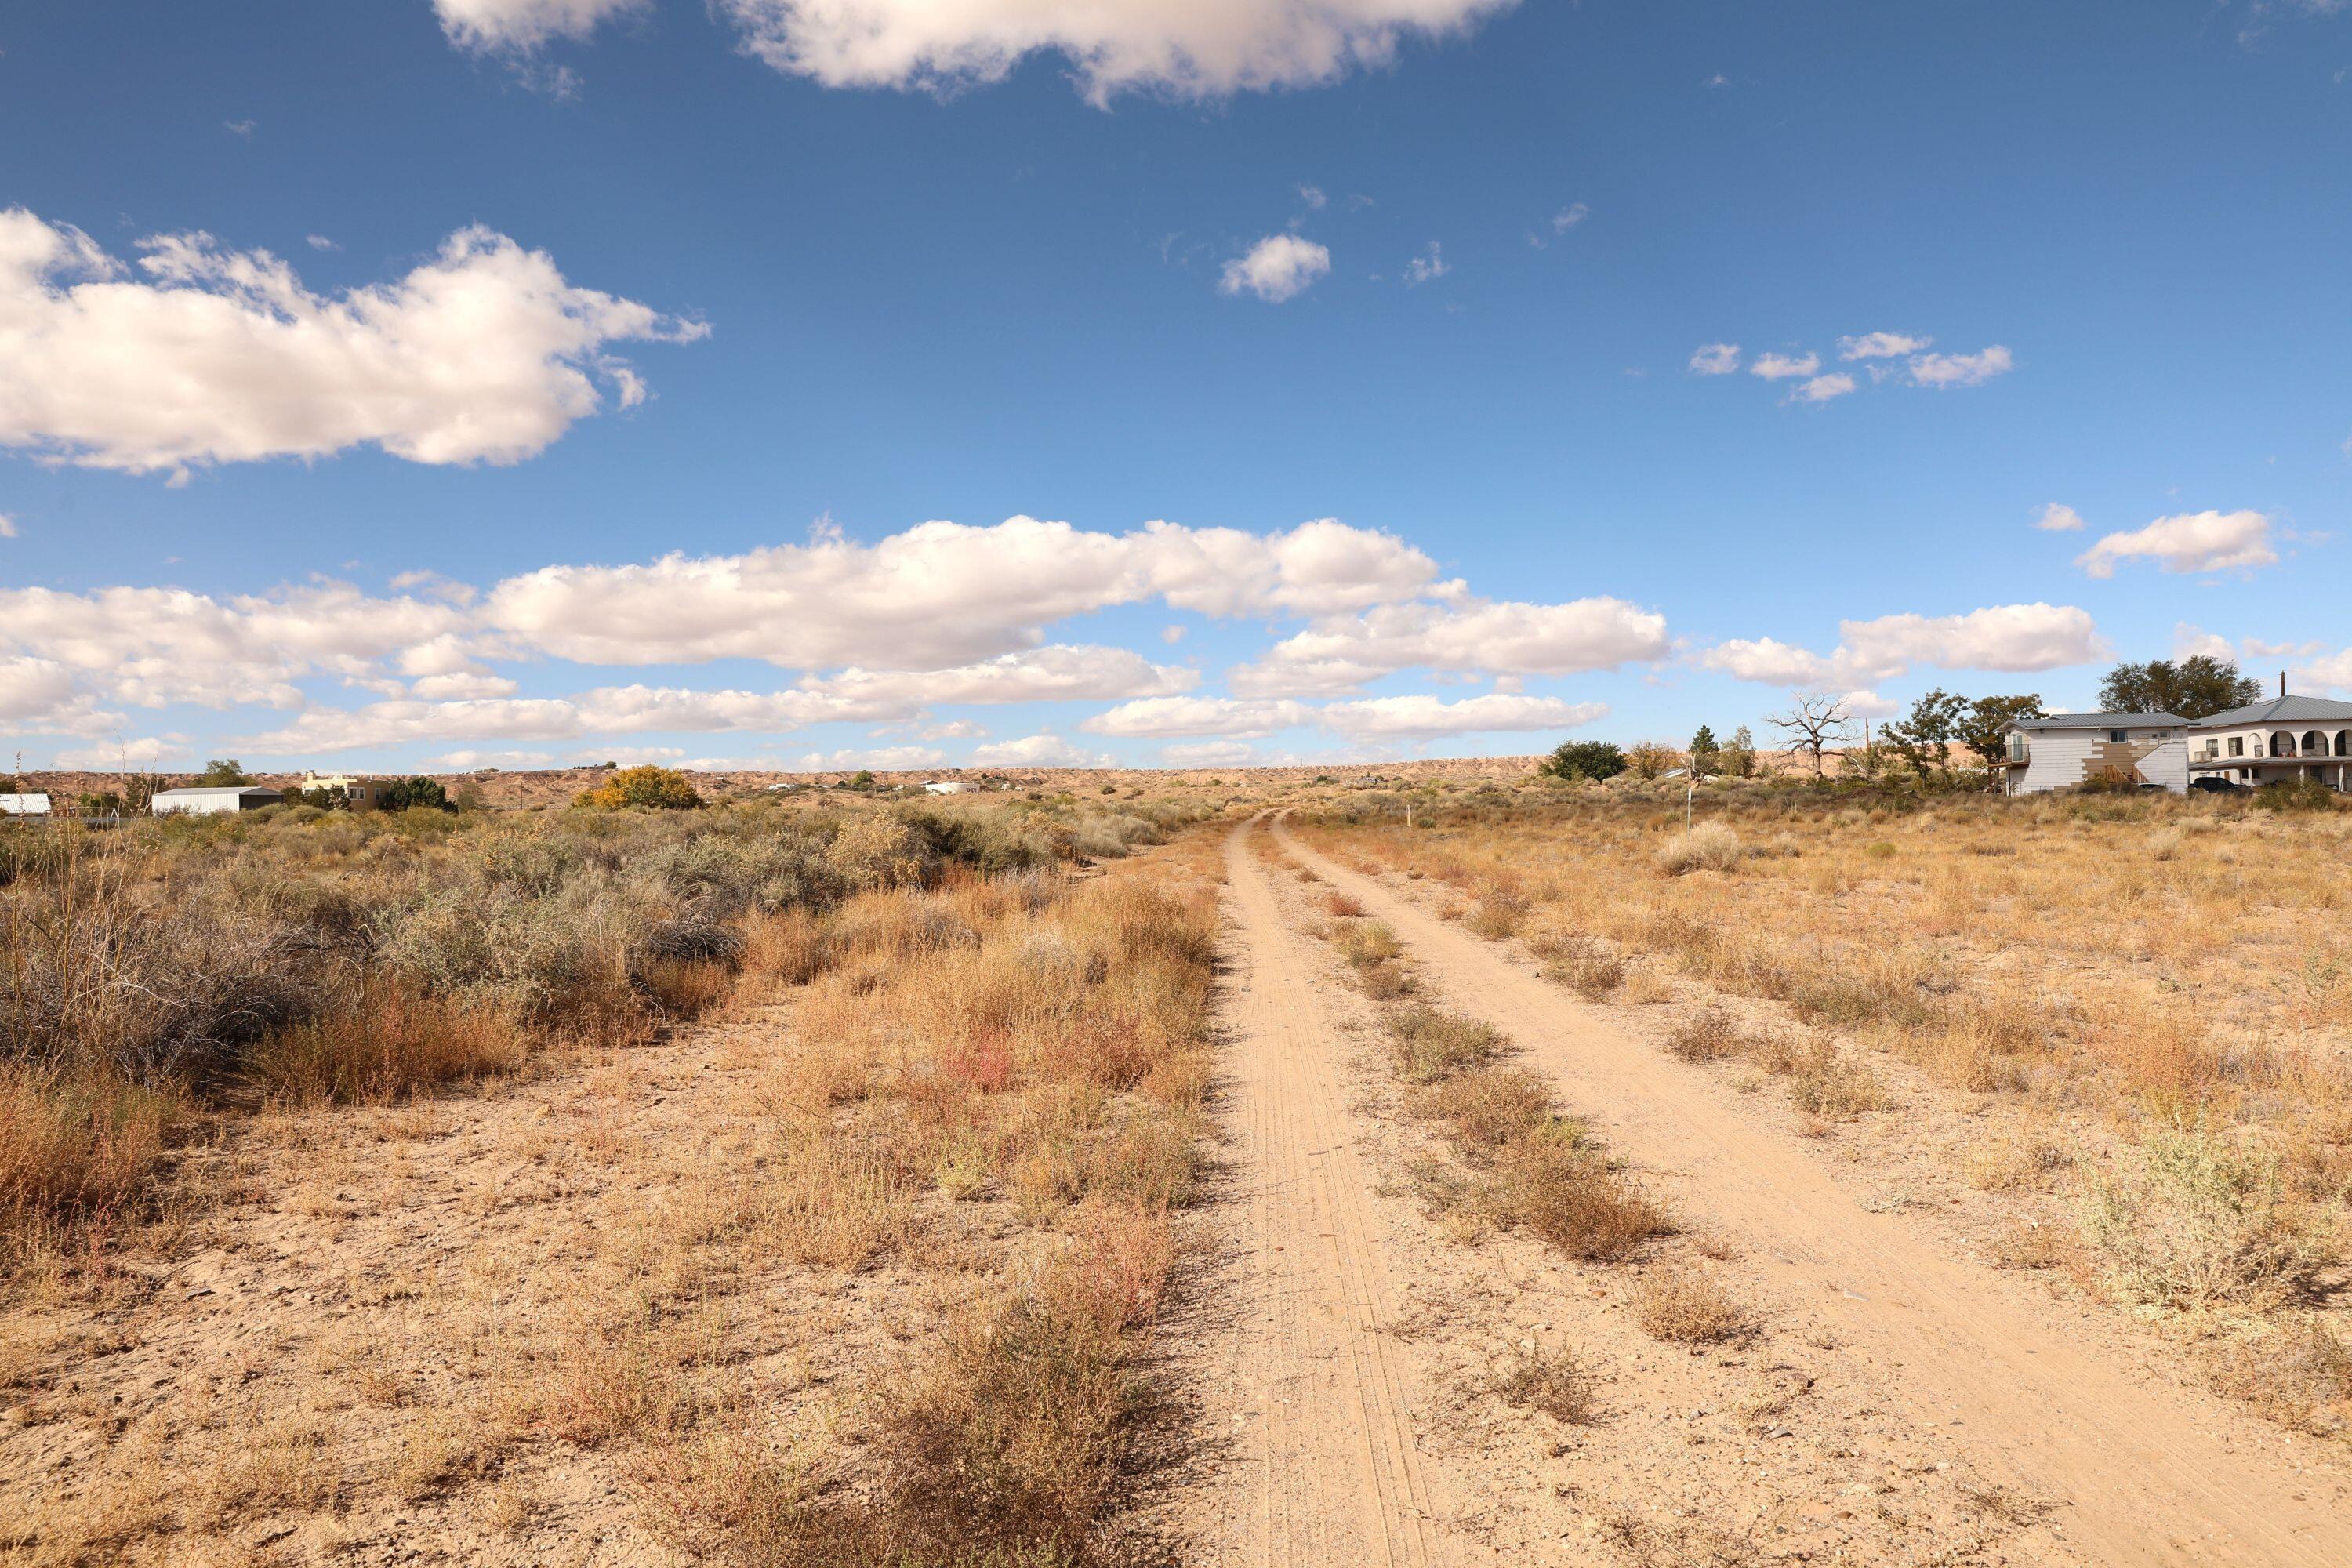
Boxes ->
[2,0,2347,774]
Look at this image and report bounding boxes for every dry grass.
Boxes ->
[1489,1342,1599,1425]
[1529,931,1625,1000]
[1631,1265,1751,1344]
[246,980,530,1105]
[1388,1007,1504,1084]
[1492,1132,1671,1261]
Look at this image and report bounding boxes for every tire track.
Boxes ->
[1213,816,1454,1568]
[1273,815,2352,1568]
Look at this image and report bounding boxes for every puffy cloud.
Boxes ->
[1219,234,1330,303]
[1688,343,1740,375]
[238,684,884,754]
[1552,203,1590,232]
[804,646,1195,706]
[0,582,468,709]
[2075,510,2277,579]
[717,0,1517,103]
[2172,623,2240,662]
[1702,604,2103,687]
[410,671,521,699]
[1909,345,2013,388]
[1749,351,1820,381]
[483,516,1437,669]
[0,513,17,539]
[1,655,111,732]
[420,749,558,768]
[1318,693,1607,740]
[435,0,643,50]
[968,733,1112,768]
[1789,372,1856,404]
[1837,331,1930,360]
[1160,740,1256,766]
[2294,648,2352,694]
[0,210,706,476]
[1401,241,1448,285]
[49,737,189,771]
[1231,597,1669,696]
[1083,696,1312,738]
[2034,503,2086,532]
[795,746,949,771]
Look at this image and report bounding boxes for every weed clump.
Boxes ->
[1388,1007,1504,1085]
[2082,1120,2331,1312]
[1632,1265,1751,1343]
[1656,822,1741,877]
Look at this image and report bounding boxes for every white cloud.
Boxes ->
[0,581,469,709]
[1552,203,1590,232]
[968,733,1112,768]
[410,670,521,699]
[0,210,706,476]
[717,0,1517,103]
[483,516,1438,670]
[1789,372,1856,404]
[1909,345,2013,388]
[49,737,190,771]
[2034,503,2086,532]
[1689,343,1740,376]
[2074,510,2277,579]
[1298,185,1328,210]
[2172,623,2239,662]
[1160,740,1256,766]
[421,748,558,769]
[305,234,339,252]
[1837,331,1930,361]
[2293,648,2352,694]
[803,646,1194,706]
[1318,693,1607,740]
[1749,351,1820,381]
[1218,234,1331,303]
[1701,604,2103,688]
[796,745,948,771]
[1402,241,1448,285]
[1231,597,1670,696]
[1083,696,1312,738]
[434,0,644,51]
[0,513,16,539]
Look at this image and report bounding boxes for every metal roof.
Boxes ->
[151,786,283,797]
[2008,711,2185,731]
[2186,695,2352,728]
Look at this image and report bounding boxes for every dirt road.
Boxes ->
[1200,821,1460,1566]
[1271,815,2351,1568]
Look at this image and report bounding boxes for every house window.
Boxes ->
[2229,736,2244,757]
[2108,730,2129,743]
[2006,733,2029,764]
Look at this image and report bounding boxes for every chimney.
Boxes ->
[2281,670,2288,699]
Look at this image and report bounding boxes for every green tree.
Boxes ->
[575,765,700,811]
[1687,724,1722,779]
[196,758,252,786]
[848,769,877,791]
[1879,689,1969,780]
[383,775,452,812]
[1541,739,1627,782]
[1960,695,2045,782]
[2097,656,2263,720]
[1723,726,1757,779]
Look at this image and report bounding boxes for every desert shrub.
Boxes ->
[1664,1007,1743,1063]
[1464,899,1523,939]
[1490,1130,1669,1261]
[0,1063,177,1245]
[1632,1266,1751,1343]
[247,981,528,1105]
[2252,779,2343,814]
[826,813,936,891]
[1388,1007,1504,1084]
[1655,822,1740,876]
[1490,1343,1597,1425]
[1323,890,1365,918]
[2082,1120,2331,1312]
[1334,921,1402,967]
[1529,931,1624,1000]
[575,765,702,811]
[1417,1067,1552,1157]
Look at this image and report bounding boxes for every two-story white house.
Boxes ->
[1998,712,2190,795]
[2183,695,2352,791]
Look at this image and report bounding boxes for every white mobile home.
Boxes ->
[0,793,52,817]
[923,780,966,795]
[2184,695,2352,791]
[1999,712,2190,796]
[151,786,284,817]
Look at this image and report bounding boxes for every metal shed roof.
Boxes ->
[151,786,284,798]
[2008,711,2185,731]
[2187,695,2352,728]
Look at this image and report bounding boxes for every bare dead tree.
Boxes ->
[1766,690,1857,778]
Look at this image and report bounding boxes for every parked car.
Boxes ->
[2189,776,2245,794]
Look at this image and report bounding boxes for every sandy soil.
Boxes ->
[1269,815,2352,1567]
